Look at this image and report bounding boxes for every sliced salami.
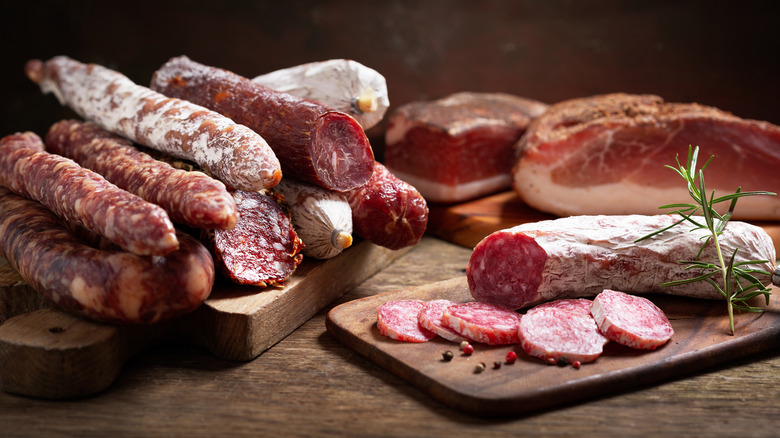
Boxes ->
[590,289,674,350]
[442,302,522,345]
[206,190,304,286]
[519,307,609,364]
[525,299,593,316]
[377,299,436,342]
[417,299,467,343]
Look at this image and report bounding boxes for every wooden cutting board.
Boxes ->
[326,276,780,417]
[0,239,409,399]
[427,191,780,253]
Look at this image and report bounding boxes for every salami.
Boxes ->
[442,302,522,345]
[345,161,429,250]
[150,56,375,192]
[377,299,436,342]
[590,289,674,350]
[467,214,776,309]
[519,307,609,364]
[25,56,282,192]
[45,119,238,230]
[525,298,593,316]
[0,132,178,256]
[206,190,303,286]
[417,299,467,343]
[0,187,214,324]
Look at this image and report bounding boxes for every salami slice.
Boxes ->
[346,161,429,250]
[519,307,609,364]
[0,187,214,325]
[417,299,467,343]
[590,289,674,350]
[377,299,436,342]
[442,302,522,345]
[0,132,178,256]
[525,299,593,316]
[25,56,282,192]
[206,190,303,286]
[467,214,776,309]
[45,119,238,230]
[150,56,375,192]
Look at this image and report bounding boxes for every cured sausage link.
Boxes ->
[467,214,777,309]
[25,56,282,192]
[45,119,238,230]
[0,132,178,256]
[0,187,214,324]
[150,56,375,192]
[345,161,429,250]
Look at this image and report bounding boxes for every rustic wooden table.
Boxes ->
[1,235,779,437]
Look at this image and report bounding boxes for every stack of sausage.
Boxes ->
[1,55,429,325]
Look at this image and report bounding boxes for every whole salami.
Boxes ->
[0,132,178,256]
[345,161,429,250]
[205,190,304,287]
[0,187,214,325]
[45,119,238,230]
[467,214,776,309]
[25,56,282,192]
[150,55,375,192]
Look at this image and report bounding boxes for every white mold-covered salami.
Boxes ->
[442,302,522,345]
[467,214,776,310]
[25,56,282,192]
[417,299,467,343]
[590,289,674,350]
[519,307,609,364]
[377,299,436,342]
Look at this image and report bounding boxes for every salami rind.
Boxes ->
[45,119,238,230]
[25,56,282,192]
[0,132,178,256]
[0,187,214,324]
[346,162,429,250]
[417,299,467,343]
[590,289,674,350]
[442,302,522,345]
[467,214,776,309]
[377,299,436,342]
[150,56,375,192]
[207,190,304,286]
[518,307,609,364]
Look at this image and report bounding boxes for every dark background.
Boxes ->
[2,0,778,160]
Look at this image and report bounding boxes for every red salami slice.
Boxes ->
[377,299,436,342]
[346,161,428,250]
[207,190,303,286]
[519,307,609,364]
[417,299,467,343]
[442,302,522,345]
[526,298,593,316]
[0,132,178,256]
[590,289,674,350]
[45,119,238,230]
[150,56,374,192]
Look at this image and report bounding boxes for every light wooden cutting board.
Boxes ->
[0,239,409,399]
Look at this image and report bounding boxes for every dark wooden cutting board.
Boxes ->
[427,191,780,253]
[0,239,409,399]
[326,276,780,417]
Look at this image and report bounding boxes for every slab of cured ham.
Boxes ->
[512,93,780,220]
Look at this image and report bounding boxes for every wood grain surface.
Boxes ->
[1,236,779,437]
[327,276,780,417]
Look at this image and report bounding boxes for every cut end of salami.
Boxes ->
[310,112,375,191]
[590,289,674,350]
[519,307,609,364]
[377,299,436,342]
[442,302,522,345]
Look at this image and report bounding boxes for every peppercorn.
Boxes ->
[459,340,470,350]
[461,343,474,355]
[505,351,518,364]
[492,361,502,370]
[572,360,582,369]
[474,362,486,373]
[442,351,454,362]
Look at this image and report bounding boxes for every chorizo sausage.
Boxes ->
[0,187,214,324]
[45,119,238,230]
[25,56,282,192]
[150,55,374,192]
[0,132,178,256]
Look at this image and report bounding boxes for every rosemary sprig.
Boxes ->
[635,145,776,335]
